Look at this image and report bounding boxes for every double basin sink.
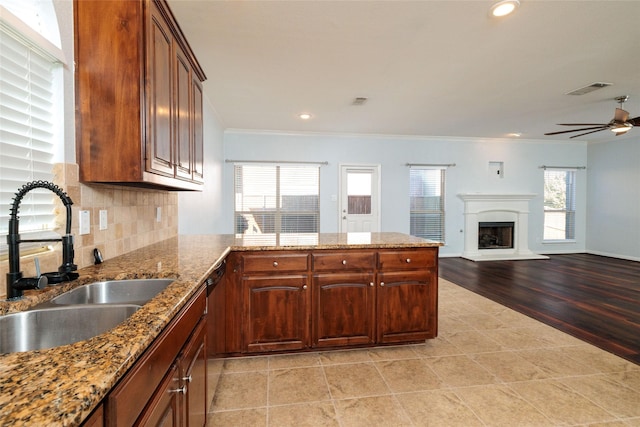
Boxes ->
[0,279,174,354]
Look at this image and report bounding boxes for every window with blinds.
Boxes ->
[409,168,445,241]
[543,169,576,240]
[234,164,320,234]
[0,8,60,245]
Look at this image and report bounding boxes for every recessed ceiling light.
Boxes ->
[299,113,312,120]
[490,0,520,17]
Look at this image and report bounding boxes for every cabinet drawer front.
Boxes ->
[107,286,206,427]
[243,253,309,273]
[312,252,376,272]
[378,249,436,270]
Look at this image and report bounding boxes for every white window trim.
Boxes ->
[0,4,63,256]
[0,5,65,64]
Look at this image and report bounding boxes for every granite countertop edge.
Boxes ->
[0,232,440,426]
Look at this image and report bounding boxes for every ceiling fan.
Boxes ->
[545,96,640,139]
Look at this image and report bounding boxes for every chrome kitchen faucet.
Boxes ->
[6,180,78,300]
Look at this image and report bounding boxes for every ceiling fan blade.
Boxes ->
[555,123,608,126]
[545,126,607,136]
[569,128,608,138]
[614,108,630,122]
[627,116,640,126]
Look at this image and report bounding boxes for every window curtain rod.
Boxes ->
[225,159,328,166]
[406,163,456,168]
[539,165,586,170]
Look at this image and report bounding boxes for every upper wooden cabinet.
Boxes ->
[74,0,206,191]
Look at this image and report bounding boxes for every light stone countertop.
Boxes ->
[0,232,440,426]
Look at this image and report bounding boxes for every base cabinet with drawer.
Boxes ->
[104,285,207,427]
[215,247,438,355]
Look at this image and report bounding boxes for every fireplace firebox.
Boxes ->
[478,221,514,249]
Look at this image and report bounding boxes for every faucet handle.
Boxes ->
[31,258,48,289]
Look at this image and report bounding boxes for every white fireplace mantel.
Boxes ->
[458,193,549,261]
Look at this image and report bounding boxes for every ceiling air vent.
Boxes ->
[565,82,612,96]
[352,97,368,105]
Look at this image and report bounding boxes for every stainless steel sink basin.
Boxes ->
[0,305,140,353]
[49,279,174,306]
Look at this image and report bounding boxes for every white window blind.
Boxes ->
[543,169,576,240]
[0,22,57,237]
[409,168,445,241]
[234,164,320,234]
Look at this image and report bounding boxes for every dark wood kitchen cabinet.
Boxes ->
[312,251,376,348]
[241,252,310,353]
[377,250,438,343]
[213,247,438,356]
[136,320,207,427]
[105,285,207,426]
[74,0,206,191]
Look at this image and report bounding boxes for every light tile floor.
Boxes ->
[206,279,640,426]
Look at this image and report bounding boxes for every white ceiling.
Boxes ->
[168,0,640,142]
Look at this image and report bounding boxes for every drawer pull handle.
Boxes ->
[369,282,374,287]
[342,260,347,265]
[273,261,278,267]
[302,284,308,290]
[170,386,187,394]
[380,282,385,287]
[406,258,411,263]
[182,375,192,383]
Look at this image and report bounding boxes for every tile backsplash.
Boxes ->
[0,163,178,299]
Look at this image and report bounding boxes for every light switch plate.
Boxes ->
[79,210,91,235]
[99,210,108,230]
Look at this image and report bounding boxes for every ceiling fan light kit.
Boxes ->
[545,96,640,139]
[490,0,520,17]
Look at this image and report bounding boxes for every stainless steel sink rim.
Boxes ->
[0,304,141,354]
[48,278,175,306]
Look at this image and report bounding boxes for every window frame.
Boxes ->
[409,166,446,242]
[0,4,64,254]
[233,162,321,235]
[543,168,577,242]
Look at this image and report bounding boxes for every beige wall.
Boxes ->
[1,163,178,299]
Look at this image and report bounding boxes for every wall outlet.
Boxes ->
[156,207,162,223]
[79,210,91,235]
[99,210,108,230]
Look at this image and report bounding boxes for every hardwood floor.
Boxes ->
[438,254,640,365]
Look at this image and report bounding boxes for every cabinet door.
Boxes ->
[243,275,310,353]
[377,270,437,344]
[135,364,181,427]
[180,320,207,427]
[175,47,192,181]
[147,3,174,177]
[191,79,204,183]
[313,273,375,348]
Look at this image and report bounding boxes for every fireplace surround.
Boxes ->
[459,193,549,261]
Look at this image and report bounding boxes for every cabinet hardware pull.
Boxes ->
[182,375,192,383]
[302,285,308,290]
[170,386,187,394]
[273,261,278,267]
[406,258,411,263]
[369,282,374,287]
[342,260,347,265]
[380,282,385,287]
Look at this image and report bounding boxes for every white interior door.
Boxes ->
[339,165,380,232]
